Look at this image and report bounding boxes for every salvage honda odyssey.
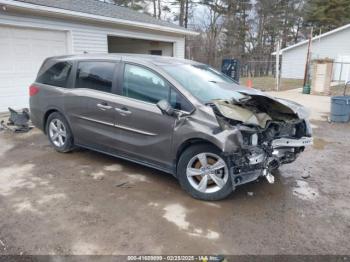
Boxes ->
[30,54,313,200]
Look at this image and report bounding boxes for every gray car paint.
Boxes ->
[30,54,311,176]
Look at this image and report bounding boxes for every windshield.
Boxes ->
[161,64,246,103]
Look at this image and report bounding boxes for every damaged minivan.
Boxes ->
[30,54,313,200]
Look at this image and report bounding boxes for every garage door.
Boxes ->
[0,25,67,112]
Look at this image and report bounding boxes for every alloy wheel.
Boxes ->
[186,152,229,194]
[49,119,67,148]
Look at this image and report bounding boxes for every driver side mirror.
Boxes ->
[157,99,174,116]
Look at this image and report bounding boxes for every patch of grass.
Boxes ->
[330,84,350,96]
[240,77,303,91]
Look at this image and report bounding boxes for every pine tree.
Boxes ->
[110,0,145,11]
[305,0,350,32]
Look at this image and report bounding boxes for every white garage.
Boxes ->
[0,0,196,112]
[0,25,68,111]
[275,23,350,80]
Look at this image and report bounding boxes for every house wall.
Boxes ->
[0,11,186,58]
[281,27,350,79]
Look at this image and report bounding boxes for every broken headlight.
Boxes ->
[241,132,259,146]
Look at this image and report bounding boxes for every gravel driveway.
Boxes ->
[0,90,349,255]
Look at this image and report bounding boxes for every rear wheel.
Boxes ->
[177,144,233,201]
[46,112,74,153]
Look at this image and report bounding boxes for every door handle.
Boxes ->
[115,107,132,115]
[97,103,112,110]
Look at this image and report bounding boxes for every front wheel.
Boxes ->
[177,144,233,201]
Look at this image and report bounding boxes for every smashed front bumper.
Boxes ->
[272,137,313,148]
[229,136,313,187]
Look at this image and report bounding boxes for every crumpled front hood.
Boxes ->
[213,100,272,128]
[212,83,309,128]
[272,97,310,119]
[215,83,309,120]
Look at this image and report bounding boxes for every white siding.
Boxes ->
[281,44,308,79]
[71,30,107,53]
[174,39,185,58]
[281,27,350,79]
[0,11,186,57]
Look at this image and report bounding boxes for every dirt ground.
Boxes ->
[0,91,349,255]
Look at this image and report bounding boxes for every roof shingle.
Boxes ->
[15,0,189,32]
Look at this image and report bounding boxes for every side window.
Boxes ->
[75,62,115,93]
[123,64,170,104]
[36,61,72,87]
[170,88,193,112]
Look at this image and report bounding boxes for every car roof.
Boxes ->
[48,53,203,67]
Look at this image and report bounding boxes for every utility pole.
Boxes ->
[275,39,280,91]
[303,27,313,94]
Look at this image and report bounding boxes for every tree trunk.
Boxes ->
[179,0,185,27]
[152,0,156,17]
[184,0,189,28]
[157,0,161,19]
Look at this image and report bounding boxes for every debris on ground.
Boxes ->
[114,182,133,188]
[0,108,33,133]
[301,172,311,179]
[247,192,254,197]
[0,239,6,250]
[0,121,6,131]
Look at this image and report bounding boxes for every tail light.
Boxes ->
[29,85,39,96]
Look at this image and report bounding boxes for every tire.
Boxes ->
[46,112,74,153]
[177,144,233,201]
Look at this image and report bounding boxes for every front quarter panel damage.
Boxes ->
[173,90,312,189]
[172,106,244,155]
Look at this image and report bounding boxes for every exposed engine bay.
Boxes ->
[210,92,313,187]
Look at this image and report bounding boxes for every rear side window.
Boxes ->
[75,62,115,93]
[36,61,72,87]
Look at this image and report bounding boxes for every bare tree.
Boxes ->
[157,0,162,18]
[152,0,157,17]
